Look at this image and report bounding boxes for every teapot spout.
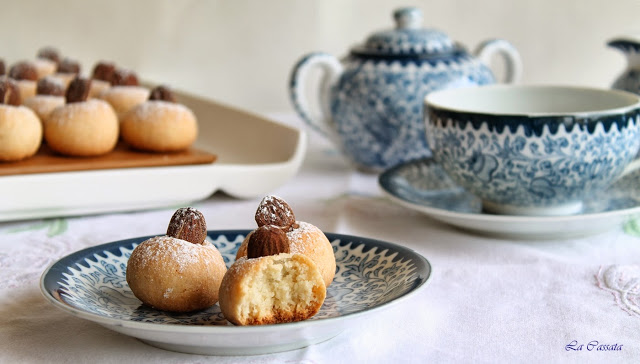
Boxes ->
[609,35,640,92]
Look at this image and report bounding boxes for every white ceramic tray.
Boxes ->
[0,91,307,222]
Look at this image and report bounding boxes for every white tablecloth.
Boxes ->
[1,113,639,363]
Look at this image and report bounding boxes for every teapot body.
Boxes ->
[289,7,522,172]
[329,53,495,170]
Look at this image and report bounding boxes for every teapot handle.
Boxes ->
[289,52,344,142]
[474,39,523,84]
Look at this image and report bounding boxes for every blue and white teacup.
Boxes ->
[424,85,640,216]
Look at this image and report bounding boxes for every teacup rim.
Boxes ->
[424,84,640,118]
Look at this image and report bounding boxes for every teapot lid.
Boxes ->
[353,7,456,57]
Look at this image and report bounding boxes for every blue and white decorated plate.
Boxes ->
[379,158,640,239]
[40,230,431,356]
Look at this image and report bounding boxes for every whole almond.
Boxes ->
[0,78,21,106]
[37,77,65,96]
[112,68,139,86]
[65,77,91,103]
[9,61,38,81]
[255,195,296,229]
[57,58,80,74]
[149,85,176,102]
[37,47,61,65]
[166,207,207,244]
[92,61,116,83]
[247,225,290,259]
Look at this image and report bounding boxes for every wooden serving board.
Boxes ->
[0,142,217,176]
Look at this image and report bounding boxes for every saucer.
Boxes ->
[378,158,640,239]
[40,230,431,356]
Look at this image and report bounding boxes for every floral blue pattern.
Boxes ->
[426,109,640,210]
[379,157,640,238]
[357,8,454,55]
[329,57,494,170]
[380,157,640,215]
[288,7,520,172]
[42,231,430,326]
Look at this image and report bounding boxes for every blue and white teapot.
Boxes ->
[289,7,522,172]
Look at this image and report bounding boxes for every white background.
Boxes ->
[2,0,638,114]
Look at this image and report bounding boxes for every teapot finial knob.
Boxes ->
[393,7,422,29]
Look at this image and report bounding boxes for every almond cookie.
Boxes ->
[126,207,227,312]
[44,77,118,157]
[219,225,326,325]
[0,78,42,161]
[22,77,65,123]
[98,68,149,119]
[236,196,336,287]
[48,57,81,90]
[8,61,38,103]
[120,85,198,152]
[34,46,60,79]
[88,61,115,99]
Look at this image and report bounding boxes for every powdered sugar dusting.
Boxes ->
[108,85,149,97]
[47,99,112,126]
[287,221,317,252]
[30,94,64,102]
[168,207,203,227]
[227,256,253,277]
[23,95,64,119]
[131,100,192,121]
[33,58,56,70]
[131,236,216,274]
[39,76,65,91]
